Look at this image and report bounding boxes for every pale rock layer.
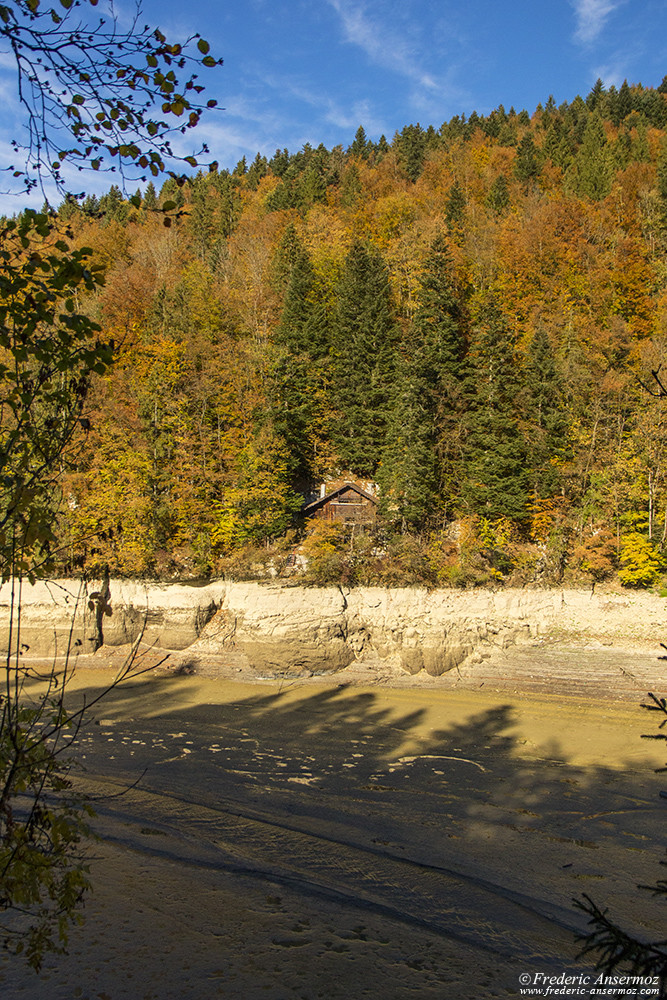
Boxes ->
[0,578,665,677]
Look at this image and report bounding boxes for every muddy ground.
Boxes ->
[2,647,667,999]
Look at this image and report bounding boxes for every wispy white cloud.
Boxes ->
[258,72,389,139]
[326,0,438,92]
[571,0,622,45]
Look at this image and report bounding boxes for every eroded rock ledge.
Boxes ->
[1,579,665,678]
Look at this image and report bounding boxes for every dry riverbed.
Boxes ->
[2,665,666,999]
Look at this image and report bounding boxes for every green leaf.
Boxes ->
[202,56,217,68]
[197,38,210,55]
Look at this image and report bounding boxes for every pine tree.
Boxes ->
[486,174,510,214]
[187,173,215,262]
[445,180,466,233]
[349,125,369,158]
[514,135,540,187]
[377,368,439,532]
[464,294,529,523]
[159,176,185,209]
[142,181,158,209]
[340,163,362,208]
[568,114,614,201]
[524,325,568,496]
[271,232,330,482]
[330,242,398,475]
[378,235,468,528]
[395,123,427,182]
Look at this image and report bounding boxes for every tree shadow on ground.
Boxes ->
[67,674,665,938]
[9,670,665,999]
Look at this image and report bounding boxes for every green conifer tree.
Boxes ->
[464,294,529,523]
[395,123,427,182]
[349,125,369,158]
[378,235,468,528]
[142,181,158,209]
[271,232,330,483]
[330,242,398,475]
[486,174,510,214]
[524,325,568,496]
[445,180,466,234]
[568,115,614,201]
[514,135,540,187]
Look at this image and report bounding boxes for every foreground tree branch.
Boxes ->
[0,0,222,201]
[0,0,221,968]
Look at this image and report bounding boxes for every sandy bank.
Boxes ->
[1,578,666,697]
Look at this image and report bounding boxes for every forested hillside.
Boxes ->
[30,78,667,587]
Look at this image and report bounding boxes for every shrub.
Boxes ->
[618,533,664,588]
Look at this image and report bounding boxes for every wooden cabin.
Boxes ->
[302,480,378,525]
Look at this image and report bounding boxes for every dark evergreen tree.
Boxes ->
[269,148,291,177]
[567,114,614,201]
[543,116,574,172]
[272,223,305,290]
[617,80,633,122]
[212,171,242,239]
[142,181,158,209]
[349,125,369,158]
[187,173,215,262]
[524,325,568,496]
[586,78,606,112]
[81,192,99,215]
[340,163,362,208]
[464,294,529,523]
[330,243,398,475]
[98,183,128,222]
[656,142,667,231]
[514,135,540,187]
[299,162,327,207]
[376,134,390,157]
[445,180,466,232]
[246,152,268,189]
[395,123,427,182]
[159,176,185,210]
[275,234,326,356]
[486,174,510,215]
[377,369,440,532]
[379,235,469,527]
[271,232,330,483]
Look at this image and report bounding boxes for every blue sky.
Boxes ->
[187,0,667,164]
[1,0,667,208]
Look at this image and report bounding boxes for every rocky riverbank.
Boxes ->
[1,579,666,693]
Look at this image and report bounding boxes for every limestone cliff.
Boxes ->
[1,578,665,678]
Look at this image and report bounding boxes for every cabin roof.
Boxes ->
[302,482,377,514]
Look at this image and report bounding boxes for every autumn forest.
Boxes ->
[26,78,667,589]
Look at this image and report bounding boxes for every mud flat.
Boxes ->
[1,671,665,1000]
